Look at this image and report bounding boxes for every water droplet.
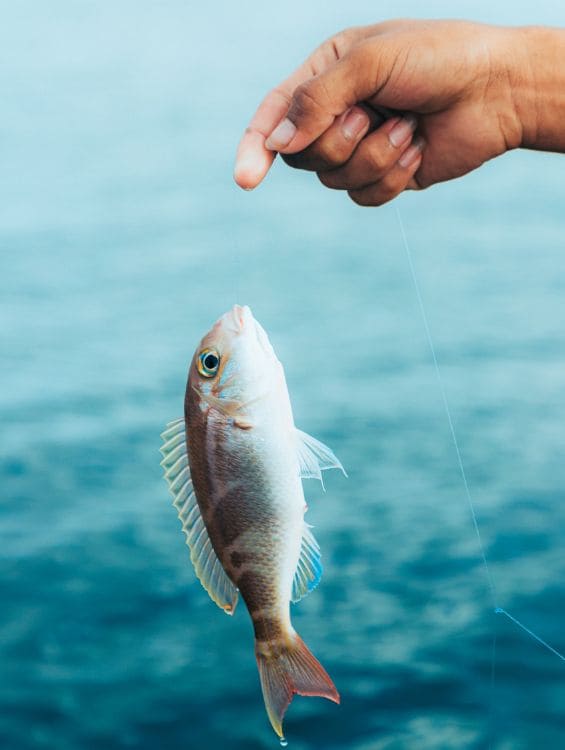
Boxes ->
[280,738,288,748]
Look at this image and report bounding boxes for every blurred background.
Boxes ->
[1,2,564,748]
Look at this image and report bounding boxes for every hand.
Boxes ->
[234,20,527,206]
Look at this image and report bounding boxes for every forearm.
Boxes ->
[512,26,565,152]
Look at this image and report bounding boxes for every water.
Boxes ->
[1,2,564,749]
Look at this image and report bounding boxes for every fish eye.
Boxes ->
[197,348,220,378]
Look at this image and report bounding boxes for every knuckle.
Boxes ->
[289,82,323,120]
[373,192,396,207]
[348,175,404,207]
[365,147,387,176]
[349,39,375,68]
[316,28,352,63]
[270,86,292,109]
[347,189,374,207]
[317,171,341,190]
[373,175,404,206]
[280,152,302,169]
[283,130,354,172]
[412,171,428,190]
[331,28,353,54]
[279,149,323,173]
[314,137,350,168]
[280,151,317,172]
[339,26,357,41]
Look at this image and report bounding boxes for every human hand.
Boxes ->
[234,20,526,206]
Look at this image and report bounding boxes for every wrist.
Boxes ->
[507,26,565,151]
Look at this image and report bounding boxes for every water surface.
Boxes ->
[1,2,564,748]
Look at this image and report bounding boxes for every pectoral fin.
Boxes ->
[160,418,238,615]
[295,428,347,487]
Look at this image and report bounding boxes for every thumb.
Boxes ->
[265,40,393,154]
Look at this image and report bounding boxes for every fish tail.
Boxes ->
[255,631,340,737]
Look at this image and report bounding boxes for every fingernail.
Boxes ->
[398,137,425,168]
[265,118,296,151]
[389,114,418,148]
[342,108,369,141]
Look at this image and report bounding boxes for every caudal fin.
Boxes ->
[255,633,340,738]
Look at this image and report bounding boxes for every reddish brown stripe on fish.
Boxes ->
[252,616,284,644]
[211,497,261,547]
[235,570,277,612]
[230,550,252,569]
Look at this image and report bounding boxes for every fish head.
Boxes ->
[189,305,281,407]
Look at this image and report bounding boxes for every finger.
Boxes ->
[233,82,298,190]
[281,105,384,173]
[318,115,417,189]
[347,137,425,207]
[265,38,402,155]
[234,31,363,190]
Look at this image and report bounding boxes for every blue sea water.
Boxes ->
[1,2,564,748]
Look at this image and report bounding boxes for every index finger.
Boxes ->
[233,88,291,190]
[233,65,311,190]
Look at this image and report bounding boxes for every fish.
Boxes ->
[160,304,345,739]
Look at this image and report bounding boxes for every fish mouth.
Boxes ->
[217,305,275,358]
[221,304,253,334]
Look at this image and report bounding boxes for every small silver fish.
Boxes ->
[160,305,344,738]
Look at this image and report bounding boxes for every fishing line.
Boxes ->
[495,607,565,662]
[230,198,247,305]
[488,630,498,750]
[395,204,565,663]
[232,217,242,305]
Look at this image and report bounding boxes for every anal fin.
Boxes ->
[291,524,322,603]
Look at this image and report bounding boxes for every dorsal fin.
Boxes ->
[291,524,323,603]
[295,428,347,488]
[160,418,238,615]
